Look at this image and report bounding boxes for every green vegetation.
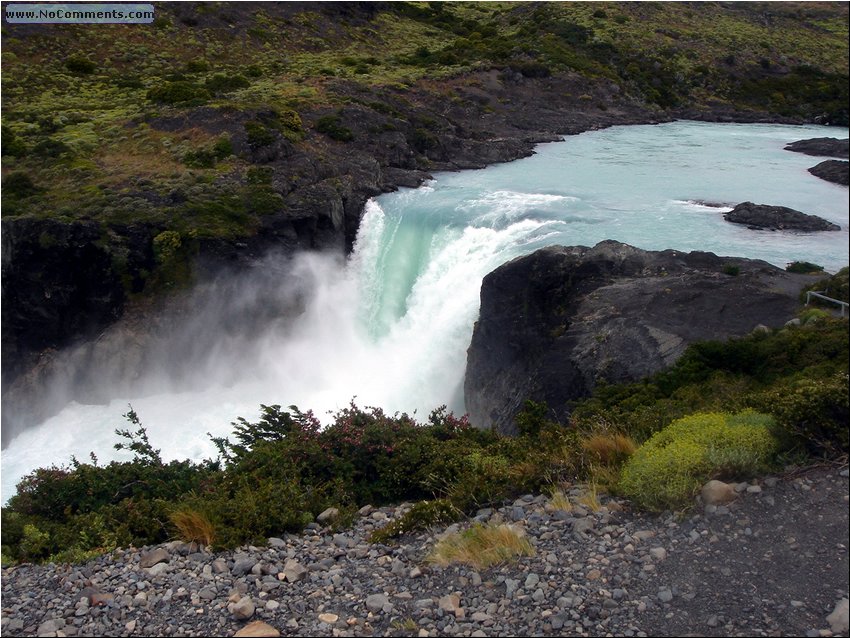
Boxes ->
[3,2,846,243]
[787,261,825,274]
[618,410,780,511]
[2,313,847,564]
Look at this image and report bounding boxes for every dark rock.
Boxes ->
[784,137,849,159]
[464,240,816,434]
[723,202,840,232]
[808,160,849,186]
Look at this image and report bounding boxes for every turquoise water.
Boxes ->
[2,121,847,501]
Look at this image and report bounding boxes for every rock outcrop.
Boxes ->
[784,137,849,158]
[464,241,816,435]
[808,159,850,186]
[723,202,840,232]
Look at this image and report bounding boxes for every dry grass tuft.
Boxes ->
[577,481,603,513]
[581,433,638,466]
[170,508,216,547]
[549,488,573,512]
[428,523,535,569]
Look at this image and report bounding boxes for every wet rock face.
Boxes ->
[464,241,813,435]
[0,218,154,383]
[723,202,841,232]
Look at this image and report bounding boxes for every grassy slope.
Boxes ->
[2,2,847,236]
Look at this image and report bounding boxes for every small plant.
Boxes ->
[722,264,741,276]
[369,499,461,544]
[204,73,250,94]
[391,618,419,631]
[2,171,39,197]
[170,508,215,546]
[65,56,96,74]
[244,120,276,148]
[428,523,534,569]
[114,406,163,466]
[147,81,210,105]
[316,115,353,142]
[581,432,637,467]
[576,481,602,512]
[548,488,572,512]
[786,261,824,274]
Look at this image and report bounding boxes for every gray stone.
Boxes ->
[827,598,849,634]
[649,547,667,561]
[658,589,674,603]
[282,559,307,583]
[232,558,258,576]
[573,518,595,538]
[139,547,169,568]
[230,597,256,620]
[366,593,390,613]
[439,594,461,613]
[317,507,340,524]
[145,562,171,577]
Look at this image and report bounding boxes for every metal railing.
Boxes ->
[805,290,849,317]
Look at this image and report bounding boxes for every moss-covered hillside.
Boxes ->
[1,1,848,390]
[2,1,847,233]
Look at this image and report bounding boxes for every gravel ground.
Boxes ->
[2,464,847,637]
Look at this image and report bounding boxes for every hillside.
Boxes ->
[2,2,848,400]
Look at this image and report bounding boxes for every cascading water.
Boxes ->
[2,121,848,502]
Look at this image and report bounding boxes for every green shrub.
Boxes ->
[147,81,210,105]
[205,73,250,94]
[618,411,780,511]
[316,115,353,142]
[786,261,824,274]
[152,231,182,264]
[369,499,461,543]
[246,166,274,185]
[185,59,209,73]
[213,136,233,158]
[244,186,283,215]
[65,56,96,74]
[183,148,217,168]
[244,120,276,148]
[2,171,39,197]
[750,373,849,456]
[803,267,849,305]
[722,264,740,276]
[1,126,27,157]
[33,138,72,158]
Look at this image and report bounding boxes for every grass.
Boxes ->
[428,523,535,570]
[548,488,572,512]
[170,508,216,547]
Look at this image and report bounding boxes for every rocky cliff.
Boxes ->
[464,241,816,435]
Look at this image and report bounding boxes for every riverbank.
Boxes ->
[2,463,847,637]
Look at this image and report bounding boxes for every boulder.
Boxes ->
[464,241,816,434]
[723,202,840,232]
[808,160,849,186]
[139,547,169,568]
[784,137,849,158]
